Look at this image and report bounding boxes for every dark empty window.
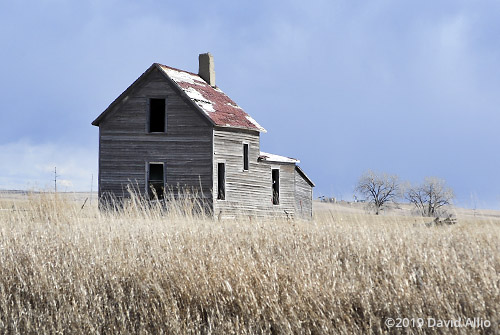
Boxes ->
[149,98,165,132]
[243,143,249,171]
[272,169,279,205]
[217,162,225,200]
[148,163,164,199]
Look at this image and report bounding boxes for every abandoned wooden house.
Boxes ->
[92,53,314,219]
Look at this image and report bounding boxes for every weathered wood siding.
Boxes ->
[98,67,213,205]
[213,127,296,218]
[270,163,297,218]
[294,169,313,219]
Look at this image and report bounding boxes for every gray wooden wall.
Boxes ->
[98,67,213,204]
[294,169,313,219]
[213,127,298,219]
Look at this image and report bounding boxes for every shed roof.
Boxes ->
[258,152,315,186]
[259,151,300,164]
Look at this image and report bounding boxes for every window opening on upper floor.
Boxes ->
[243,143,249,171]
[149,98,166,132]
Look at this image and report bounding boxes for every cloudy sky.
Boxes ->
[0,0,499,209]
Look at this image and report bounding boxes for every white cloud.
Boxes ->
[0,139,97,191]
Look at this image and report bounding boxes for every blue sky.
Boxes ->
[0,0,499,209]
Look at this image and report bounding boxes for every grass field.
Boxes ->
[0,192,498,334]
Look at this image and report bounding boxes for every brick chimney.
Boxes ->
[198,52,215,87]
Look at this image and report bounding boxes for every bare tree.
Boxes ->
[405,177,454,217]
[355,170,399,215]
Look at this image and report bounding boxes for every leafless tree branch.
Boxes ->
[355,170,400,215]
[405,177,454,217]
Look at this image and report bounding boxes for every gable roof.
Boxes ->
[92,63,266,133]
[158,64,266,132]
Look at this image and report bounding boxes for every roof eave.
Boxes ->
[216,124,267,133]
[259,160,297,165]
[91,64,158,127]
[295,165,315,187]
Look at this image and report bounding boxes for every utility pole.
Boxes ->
[54,167,59,193]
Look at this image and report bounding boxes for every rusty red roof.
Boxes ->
[158,64,266,133]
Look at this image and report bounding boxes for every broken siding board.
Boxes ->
[98,67,213,209]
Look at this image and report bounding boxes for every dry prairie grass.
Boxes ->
[0,193,498,334]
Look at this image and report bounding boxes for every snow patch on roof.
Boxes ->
[246,115,266,133]
[162,67,205,85]
[179,86,215,114]
[184,87,208,102]
[259,152,300,164]
[226,102,242,109]
[196,100,215,113]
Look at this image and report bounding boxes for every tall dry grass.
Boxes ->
[0,192,498,334]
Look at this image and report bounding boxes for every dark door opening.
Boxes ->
[272,169,279,205]
[217,162,225,200]
[148,163,164,199]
